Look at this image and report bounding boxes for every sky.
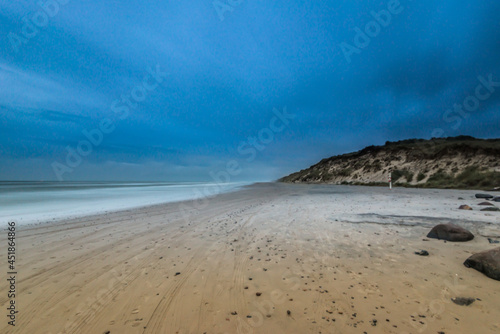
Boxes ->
[0,0,499,182]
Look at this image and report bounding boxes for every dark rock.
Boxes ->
[492,197,500,202]
[458,205,472,210]
[478,201,494,206]
[287,310,291,316]
[175,272,181,276]
[464,247,500,281]
[451,297,475,306]
[427,224,474,242]
[458,197,464,200]
[414,250,429,256]
[231,311,237,315]
[256,292,262,296]
[481,207,500,212]
[488,238,500,244]
[475,193,494,199]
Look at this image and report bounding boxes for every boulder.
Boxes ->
[464,247,500,281]
[458,205,472,210]
[475,193,494,199]
[481,207,500,212]
[478,201,494,206]
[427,224,474,242]
[492,197,500,202]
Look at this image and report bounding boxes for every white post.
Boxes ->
[389,173,392,190]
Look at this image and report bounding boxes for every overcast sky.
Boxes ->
[1,0,499,181]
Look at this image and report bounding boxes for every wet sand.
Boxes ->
[1,183,499,334]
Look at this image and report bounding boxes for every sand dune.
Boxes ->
[1,183,499,333]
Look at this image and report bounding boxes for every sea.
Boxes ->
[0,181,249,225]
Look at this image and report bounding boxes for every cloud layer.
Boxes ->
[1,0,499,181]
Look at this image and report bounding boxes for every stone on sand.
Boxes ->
[480,207,500,212]
[464,247,500,281]
[426,224,474,242]
[451,297,476,306]
[458,205,472,210]
[475,193,493,199]
[478,201,494,206]
[414,250,429,256]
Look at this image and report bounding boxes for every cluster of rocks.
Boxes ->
[458,193,500,212]
[424,223,500,282]
[411,192,500,308]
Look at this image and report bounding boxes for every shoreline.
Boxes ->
[0,181,251,227]
[1,183,499,333]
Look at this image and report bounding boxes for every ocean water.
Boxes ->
[0,181,248,225]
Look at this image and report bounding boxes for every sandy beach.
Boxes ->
[1,183,500,334]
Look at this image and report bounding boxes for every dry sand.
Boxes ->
[1,183,500,334]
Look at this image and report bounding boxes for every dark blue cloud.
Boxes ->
[0,0,499,181]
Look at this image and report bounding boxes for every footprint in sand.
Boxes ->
[215,284,224,296]
[125,318,143,327]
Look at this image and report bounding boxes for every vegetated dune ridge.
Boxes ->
[280,136,500,189]
[1,183,500,334]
